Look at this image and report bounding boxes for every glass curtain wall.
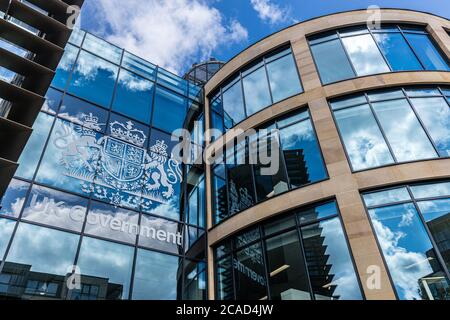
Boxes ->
[330,86,450,171]
[309,25,450,84]
[212,108,327,225]
[0,29,206,300]
[214,201,363,300]
[363,181,450,300]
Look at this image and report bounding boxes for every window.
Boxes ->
[152,86,187,133]
[222,78,246,127]
[15,112,55,180]
[214,201,362,300]
[310,37,355,84]
[85,201,139,244]
[52,44,79,90]
[112,69,154,124]
[74,237,134,300]
[58,94,108,132]
[3,223,79,279]
[212,109,327,224]
[132,249,180,300]
[138,214,183,255]
[309,25,449,84]
[0,179,30,218]
[82,33,123,64]
[35,118,103,195]
[0,218,15,258]
[242,63,271,116]
[331,87,450,171]
[22,185,88,232]
[341,33,390,76]
[212,46,302,133]
[42,88,63,114]
[183,260,206,300]
[67,50,119,108]
[121,51,156,81]
[363,182,450,300]
[266,51,302,103]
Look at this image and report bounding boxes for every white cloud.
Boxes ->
[82,0,248,75]
[250,0,291,24]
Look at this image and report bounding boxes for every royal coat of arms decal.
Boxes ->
[53,113,182,209]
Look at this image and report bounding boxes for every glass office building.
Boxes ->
[0,9,449,300]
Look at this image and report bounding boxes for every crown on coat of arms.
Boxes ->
[110,120,146,147]
[79,113,100,137]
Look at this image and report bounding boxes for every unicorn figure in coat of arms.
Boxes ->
[54,112,182,208]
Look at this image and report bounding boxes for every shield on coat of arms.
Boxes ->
[102,136,145,182]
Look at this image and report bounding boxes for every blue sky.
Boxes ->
[79,0,450,75]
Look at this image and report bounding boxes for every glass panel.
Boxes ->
[411,182,450,199]
[265,230,311,300]
[334,104,394,170]
[264,215,296,236]
[301,217,363,300]
[138,214,183,255]
[152,86,187,133]
[373,33,423,71]
[68,28,85,46]
[267,54,301,101]
[0,179,29,218]
[121,51,156,80]
[236,228,260,249]
[367,89,404,102]
[276,110,309,128]
[242,66,272,116]
[74,237,134,300]
[369,203,450,300]
[52,44,78,90]
[330,95,366,110]
[297,202,338,225]
[35,118,103,196]
[22,185,88,232]
[0,218,15,258]
[67,50,119,108]
[112,69,154,124]
[106,112,149,147]
[216,256,234,300]
[85,201,139,244]
[59,94,108,132]
[213,174,227,224]
[42,88,63,114]
[15,112,54,180]
[405,33,449,71]
[372,99,437,162]
[310,39,355,84]
[418,199,450,269]
[82,33,122,64]
[252,132,289,201]
[4,223,78,298]
[157,69,187,96]
[132,249,180,300]
[279,120,327,187]
[183,260,206,300]
[222,79,245,127]
[234,243,267,300]
[227,143,255,215]
[410,97,450,157]
[363,187,411,207]
[341,34,390,76]
[405,88,441,96]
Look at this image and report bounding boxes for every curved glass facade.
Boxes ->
[309,25,450,84]
[212,108,327,225]
[363,181,450,300]
[214,201,363,300]
[210,46,303,137]
[330,86,450,171]
[0,30,206,300]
